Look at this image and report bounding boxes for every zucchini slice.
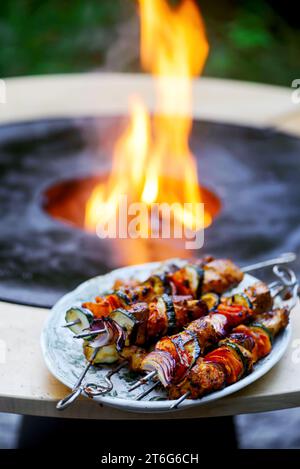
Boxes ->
[186,331,201,364]
[185,265,204,297]
[230,293,252,309]
[250,322,274,345]
[110,308,137,344]
[65,307,93,334]
[157,294,176,333]
[201,292,220,311]
[146,274,172,295]
[222,340,249,377]
[83,342,119,364]
[115,291,131,306]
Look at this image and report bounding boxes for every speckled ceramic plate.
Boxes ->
[41,260,291,413]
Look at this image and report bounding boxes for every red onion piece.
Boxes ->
[107,317,126,352]
[88,317,125,351]
[210,313,228,336]
[88,320,114,348]
[142,351,176,387]
[89,318,105,331]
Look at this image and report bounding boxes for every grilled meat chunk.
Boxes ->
[120,346,148,372]
[244,281,273,314]
[202,259,244,294]
[168,359,226,400]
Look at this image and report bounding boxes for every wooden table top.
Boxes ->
[0,74,299,419]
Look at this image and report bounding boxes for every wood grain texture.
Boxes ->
[0,74,299,418]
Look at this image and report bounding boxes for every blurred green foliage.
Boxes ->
[0,0,299,86]
[0,0,131,75]
[201,0,300,86]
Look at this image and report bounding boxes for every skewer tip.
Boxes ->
[62,319,81,328]
[169,391,190,410]
[128,370,157,392]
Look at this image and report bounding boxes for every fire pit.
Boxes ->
[0,115,299,307]
[1,1,299,310]
[43,174,220,232]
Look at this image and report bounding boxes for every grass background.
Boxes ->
[0,0,299,85]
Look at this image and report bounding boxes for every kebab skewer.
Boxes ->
[130,266,297,392]
[78,271,295,379]
[66,252,295,330]
[64,257,244,331]
[136,280,298,403]
[130,281,272,389]
[168,304,291,408]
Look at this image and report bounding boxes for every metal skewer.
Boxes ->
[128,370,157,392]
[241,252,296,273]
[63,319,80,328]
[56,347,100,410]
[169,392,191,410]
[84,361,128,397]
[72,280,287,339]
[136,380,160,400]
[272,265,297,287]
[73,329,106,339]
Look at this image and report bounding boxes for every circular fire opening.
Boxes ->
[43,174,221,232]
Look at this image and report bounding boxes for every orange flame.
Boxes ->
[85,0,210,233]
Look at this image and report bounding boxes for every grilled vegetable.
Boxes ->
[144,330,201,386]
[110,308,138,345]
[184,265,204,297]
[167,264,204,297]
[219,339,252,377]
[229,293,252,308]
[115,291,131,306]
[142,351,176,387]
[88,317,126,352]
[65,307,93,334]
[146,274,172,296]
[201,292,220,311]
[83,342,119,364]
[205,342,245,384]
[160,294,176,333]
[251,322,273,345]
[216,304,252,326]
